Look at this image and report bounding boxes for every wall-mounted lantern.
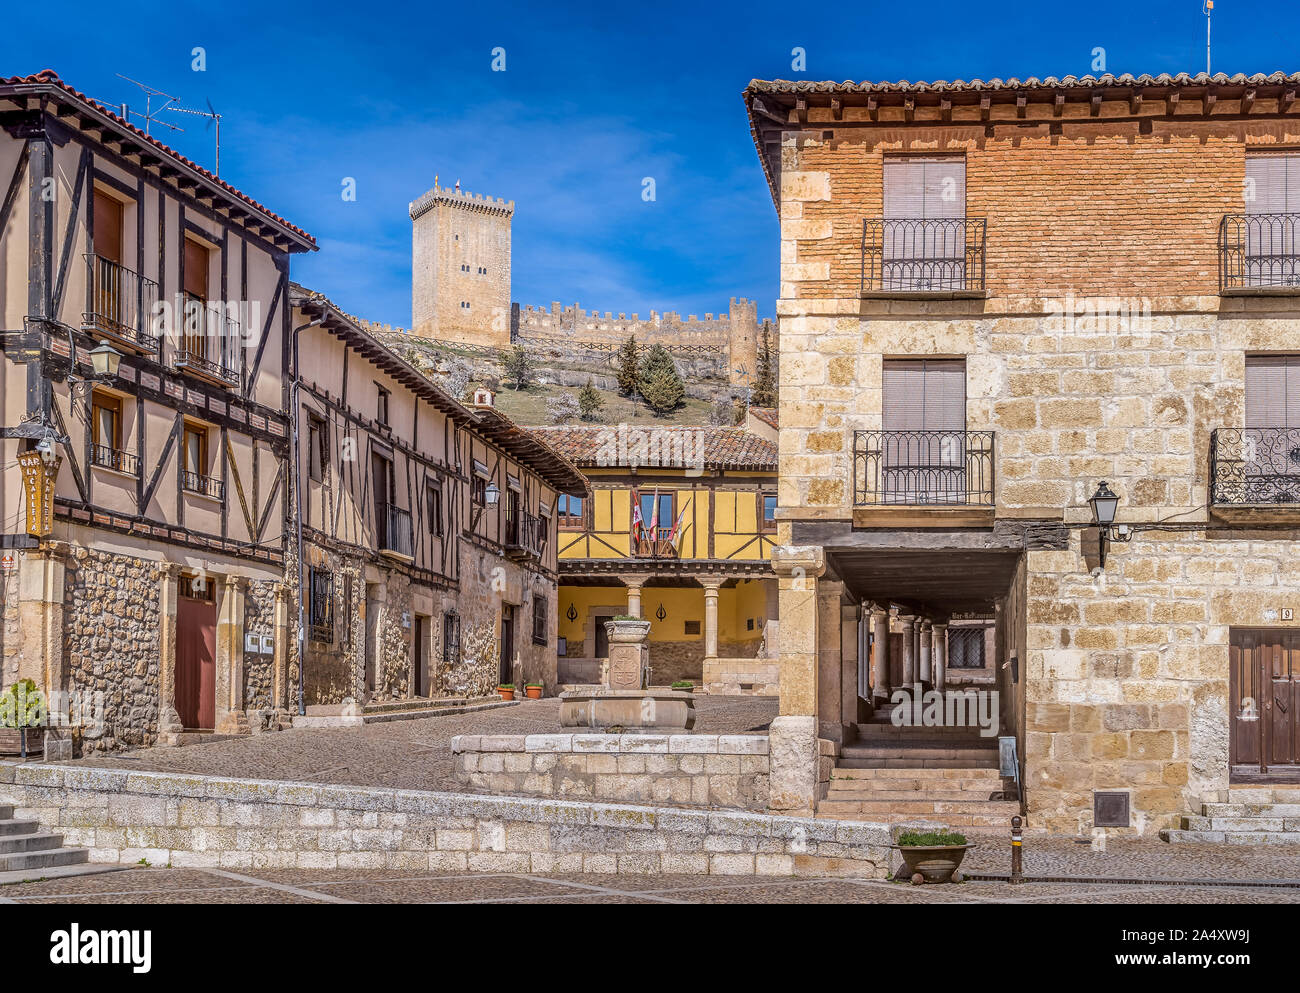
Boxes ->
[484,482,500,507]
[1088,481,1132,568]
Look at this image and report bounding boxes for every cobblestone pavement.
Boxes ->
[3,865,1299,904]
[63,696,778,793]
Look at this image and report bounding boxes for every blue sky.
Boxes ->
[3,0,1292,327]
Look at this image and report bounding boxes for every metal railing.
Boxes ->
[634,526,680,559]
[83,254,160,352]
[853,430,996,506]
[1210,428,1300,505]
[378,503,414,557]
[505,510,547,559]
[89,444,139,476]
[861,218,986,294]
[181,470,224,500]
[173,294,242,386]
[1219,213,1300,291]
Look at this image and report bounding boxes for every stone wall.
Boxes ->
[0,763,892,877]
[243,579,278,716]
[452,733,769,810]
[703,658,781,696]
[63,547,161,753]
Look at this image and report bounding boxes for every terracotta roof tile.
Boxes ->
[2,70,315,249]
[749,406,778,430]
[530,426,777,471]
[746,71,1300,95]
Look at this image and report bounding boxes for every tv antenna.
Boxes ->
[166,99,223,176]
[111,74,184,137]
[1203,0,1214,76]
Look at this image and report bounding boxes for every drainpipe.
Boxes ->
[292,313,327,716]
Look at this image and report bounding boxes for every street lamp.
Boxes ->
[87,339,123,379]
[485,483,500,507]
[1088,481,1131,568]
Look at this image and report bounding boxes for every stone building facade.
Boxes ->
[745,70,1300,835]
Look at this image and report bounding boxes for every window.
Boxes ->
[183,423,208,479]
[427,482,444,537]
[883,156,966,220]
[308,568,334,642]
[471,462,489,506]
[639,492,674,532]
[684,620,701,635]
[760,492,778,532]
[91,390,121,452]
[442,610,461,665]
[182,239,210,360]
[948,626,987,669]
[883,358,966,432]
[557,493,584,529]
[532,594,548,645]
[92,189,124,264]
[307,413,327,482]
[1246,154,1300,214]
[376,386,390,426]
[342,573,353,649]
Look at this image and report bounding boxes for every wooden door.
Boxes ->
[1231,628,1300,775]
[371,453,392,547]
[175,580,217,730]
[414,616,428,697]
[499,605,515,684]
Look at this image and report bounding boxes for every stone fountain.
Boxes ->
[559,618,695,730]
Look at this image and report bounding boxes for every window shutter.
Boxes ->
[922,159,966,219]
[883,160,926,219]
[1245,355,1292,428]
[883,359,966,431]
[1246,156,1288,214]
[883,158,965,218]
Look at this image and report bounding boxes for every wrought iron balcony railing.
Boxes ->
[505,510,547,559]
[90,444,139,476]
[173,294,242,387]
[633,526,680,559]
[181,470,224,500]
[1219,213,1300,292]
[378,503,414,558]
[82,254,160,353]
[853,430,996,506]
[1210,428,1300,505]
[861,218,986,295]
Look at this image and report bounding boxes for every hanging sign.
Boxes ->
[17,451,57,537]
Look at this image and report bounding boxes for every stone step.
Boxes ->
[853,723,996,737]
[1226,788,1300,804]
[829,767,1005,781]
[825,789,1014,803]
[819,798,1020,816]
[834,755,1000,770]
[829,774,1010,791]
[360,699,518,724]
[1162,829,1300,845]
[1204,802,1300,818]
[0,832,67,855]
[0,847,89,871]
[841,742,999,756]
[1182,815,1294,832]
[0,818,45,838]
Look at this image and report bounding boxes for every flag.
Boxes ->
[669,500,690,551]
[630,488,643,542]
[648,488,659,533]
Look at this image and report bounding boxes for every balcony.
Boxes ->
[505,510,547,561]
[378,503,414,560]
[173,295,241,388]
[633,527,680,559]
[82,254,160,354]
[1210,428,1300,522]
[861,218,986,298]
[1219,213,1300,294]
[852,430,996,527]
[90,444,139,476]
[181,470,224,500]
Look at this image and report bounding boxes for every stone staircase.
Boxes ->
[817,717,1021,830]
[0,802,89,874]
[1162,787,1300,844]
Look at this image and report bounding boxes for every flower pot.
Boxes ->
[0,727,43,758]
[525,685,543,699]
[498,687,515,701]
[894,844,973,884]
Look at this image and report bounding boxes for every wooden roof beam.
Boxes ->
[1167,90,1180,115]
[1129,91,1142,114]
[1204,87,1217,115]
[940,97,951,122]
[830,96,843,121]
[868,96,879,122]
[979,94,990,121]
[1283,89,1296,113]
[903,96,914,122]
[1242,88,1256,113]
[1053,92,1065,117]
[1015,92,1026,118]
[1090,90,1103,116]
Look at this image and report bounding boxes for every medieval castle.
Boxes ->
[404,180,774,386]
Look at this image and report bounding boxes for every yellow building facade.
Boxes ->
[531,426,779,692]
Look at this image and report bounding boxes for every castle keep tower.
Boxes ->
[409,181,513,346]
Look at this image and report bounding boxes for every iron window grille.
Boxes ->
[442,610,461,666]
[853,430,995,506]
[82,254,161,353]
[90,444,139,476]
[308,568,334,643]
[532,594,548,645]
[861,218,986,294]
[1210,427,1300,505]
[1219,213,1300,291]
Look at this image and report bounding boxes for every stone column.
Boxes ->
[624,576,647,619]
[919,619,933,685]
[769,545,825,814]
[840,603,860,729]
[272,582,290,717]
[871,606,890,705]
[156,562,183,744]
[932,622,948,693]
[702,581,720,660]
[816,578,845,747]
[899,614,917,686]
[215,575,250,736]
[16,543,66,695]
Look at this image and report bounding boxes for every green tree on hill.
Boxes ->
[616,334,640,396]
[751,324,776,408]
[501,345,534,391]
[640,345,685,416]
[578,378,604,421]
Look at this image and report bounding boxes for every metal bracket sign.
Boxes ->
[17,451,56,537]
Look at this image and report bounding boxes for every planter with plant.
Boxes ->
[524,682,543,699]
[0,679,46,758]
[892,829,973,885]
[497,683,515,701]
[671,680,694,693]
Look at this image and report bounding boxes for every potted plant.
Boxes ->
[892,829,973,885]
[671,680,694,693]
[524,682,543,699]
[497,683,515,701]
[0,679,46,758]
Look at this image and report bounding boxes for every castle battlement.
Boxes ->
[409,182,515,221]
